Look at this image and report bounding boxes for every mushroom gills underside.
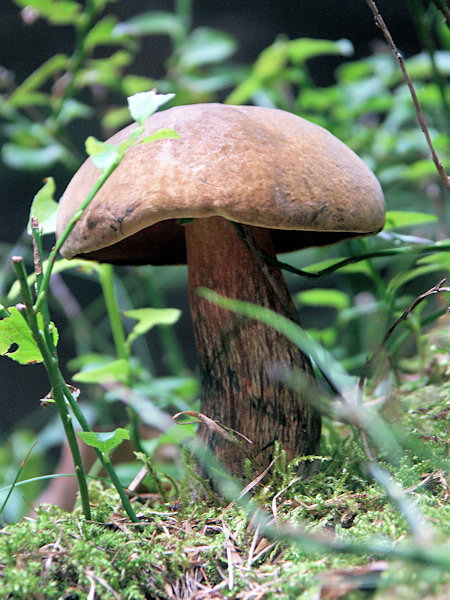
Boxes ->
[76,219,377,265]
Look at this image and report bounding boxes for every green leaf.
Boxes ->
[127,90,175,125]
[117,11,183,38]
[226,37,352,106]
[0,307,58,365]
[135,376,199,409]
[7,258,101,303]
[84,15,119,52]
[177,64,246,94]
[387,264,447,294]
[139,128,180,144]
[78,428,130,457]
[55,99,94,126]
[85,136,119,171]
[72,358,130,384]
[403,160,446,183]
[417,251,450,271]
[13,1,81,25]
[143,423,196,455]
[121,75,157,96]
[337,59,375,83]
[384,211,438,231]
[101,107,132,131]
[77,51,133,90]
[2,143,65,171]
[85,136,114,157]
[27,178,58,236]
[296,289,350,310]
[287,37,353,63]
[4,92,50,109]
[7,54,68,106]
[124,307,181,349]
[179,27,237,69]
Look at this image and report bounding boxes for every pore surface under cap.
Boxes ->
[57,103,385,264]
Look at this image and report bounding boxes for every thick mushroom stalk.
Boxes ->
[185,216,321,475]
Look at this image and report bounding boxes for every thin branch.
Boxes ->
[359,278,449,390]
[268,241,450,280]
[366,0,450,192]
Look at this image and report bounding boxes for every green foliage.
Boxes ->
[384,210,438,230]
[127,90,175,125]
[124,307,181,350]
[27,177,58,235]
[13,1,81,25]
[0,0,448,596]
[0,388,448,598]
[227,37,353,105]
[78,427,130,457]
[0,307,58,364]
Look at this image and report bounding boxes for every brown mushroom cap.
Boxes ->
[56,103,385,265]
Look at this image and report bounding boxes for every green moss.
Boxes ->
[1,382,449,598]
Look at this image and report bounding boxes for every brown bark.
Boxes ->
[185,216,321,478]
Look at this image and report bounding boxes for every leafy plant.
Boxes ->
[0,0,448,597]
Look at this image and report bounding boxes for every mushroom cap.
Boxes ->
[56,103,385,265]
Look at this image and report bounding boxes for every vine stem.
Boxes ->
[60,378,140,523]
[97,264,146,455]
[34,125,144,313]
[53,0,100,120]
[366,0,450,192]
[359,278,449,390]
[267,240,450,279]
[34,156,122,313]
[12,256,92,520]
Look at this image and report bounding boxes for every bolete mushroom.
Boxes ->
[56,103,384,478]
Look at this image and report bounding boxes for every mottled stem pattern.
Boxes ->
[185,216,321,477]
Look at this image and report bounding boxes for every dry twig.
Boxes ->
[359,278,449,390]
[366,0,450,192]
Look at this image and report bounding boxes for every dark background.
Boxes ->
[0,0,422,433]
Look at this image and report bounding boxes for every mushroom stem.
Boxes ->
[185,216,321,477]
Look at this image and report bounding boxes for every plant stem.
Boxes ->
[12,256,91,520]
[97,264,146,455]
[431,0,450,23]
[60,379,139,523]
[267,240,450,279]
[30,218,55,354]
[407,0,450,134]
[175,0,192,44]
[34,155,123,313]
[98,264,130,367]
[35,124,145,314]
[366,0,450,192]
[53,0,99,120]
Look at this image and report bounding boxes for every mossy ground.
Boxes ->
[1,376,448,600]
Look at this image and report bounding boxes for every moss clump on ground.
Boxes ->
[0,382,448,599]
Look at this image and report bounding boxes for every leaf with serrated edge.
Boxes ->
[127,90,175,124]
[0,307,58,365]
[78,428,130,457]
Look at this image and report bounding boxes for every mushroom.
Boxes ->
[56,103,385,478]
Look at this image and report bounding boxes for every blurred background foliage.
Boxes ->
[0,0,448,522]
